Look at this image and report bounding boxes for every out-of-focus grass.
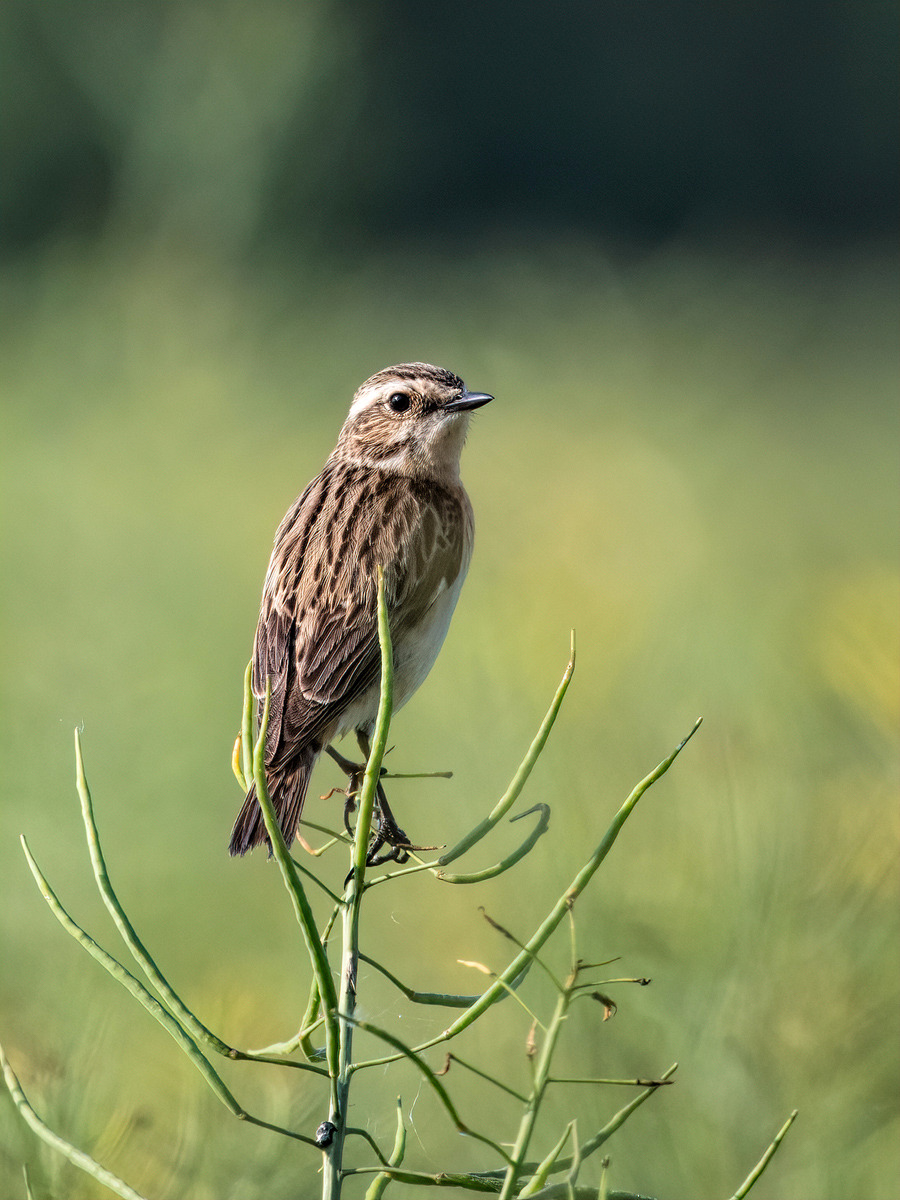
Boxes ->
[1,234,897,1199]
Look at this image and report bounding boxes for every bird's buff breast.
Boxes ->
[335,565,469,738]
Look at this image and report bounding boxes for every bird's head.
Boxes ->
[334,363,492,483]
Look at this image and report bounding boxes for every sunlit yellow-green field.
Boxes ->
[1,235,897,1199]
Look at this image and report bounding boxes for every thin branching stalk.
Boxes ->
[0,1042,150,1200]
[346,1016,515,1166]
[357,953,527,1008]
[74,729,236,1058]
[19,838,256,1114]
[438,634,575,867]
[728,1110,799,1200]
[517,1120,576,1198]
[435,803,552,884]
[364,1097,407,1200]
[3,600,797,1200]
[323,568,394,1199]
[249,682,341,1098]
[439,1053,529,1103]
[354,719,703,1074]
[499,972,573,1199]
[73,731,327,1070]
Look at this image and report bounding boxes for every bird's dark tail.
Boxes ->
[228,746,317,856]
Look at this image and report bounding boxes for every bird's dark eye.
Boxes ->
[387,392,411,413]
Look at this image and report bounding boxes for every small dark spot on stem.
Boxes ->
[315,1120,337,1148]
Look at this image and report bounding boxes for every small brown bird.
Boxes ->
[229,362,492,857]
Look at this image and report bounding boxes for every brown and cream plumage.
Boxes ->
[229,362,492,856]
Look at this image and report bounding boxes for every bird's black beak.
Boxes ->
[445,390,494,413]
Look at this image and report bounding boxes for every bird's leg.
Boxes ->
[372,780,411,864]
[352,777,406,866]
[325,742,399,853]
[325,737,419,865]
[325,744,364,778]
[355,732,411,864]
[325,749,362,825]
[324,745,364,837]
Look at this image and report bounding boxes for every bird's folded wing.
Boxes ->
[253,593,382,770]
[297,599,382,706]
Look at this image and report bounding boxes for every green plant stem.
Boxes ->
[499,983,571,1200]
[438,635,575,866]
[74,729,235,1057]
[0,1042,149,1200]
[345,1016,514,1165]
[435,804,551,884]
[728,1109,798,1200]
[442,1053,529,1103]
[322,569,393,1200]
[364,1097,407,1200]
[360,719,702,1070]
[249,684,341,1095]
[20,837,323,1142]
[75,731,325,1072]
[343,1167,504,1192]
[518,1121,575,1198]
[513,1118,578,1195]
[20,838,250,1112]
[547,1077,673,1087]
[447,719,701,1041]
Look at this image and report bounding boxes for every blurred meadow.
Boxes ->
[1,3,898,1199]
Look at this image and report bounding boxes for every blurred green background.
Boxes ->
[1,2,897,1198]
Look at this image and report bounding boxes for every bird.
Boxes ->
[229,362,493,858]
